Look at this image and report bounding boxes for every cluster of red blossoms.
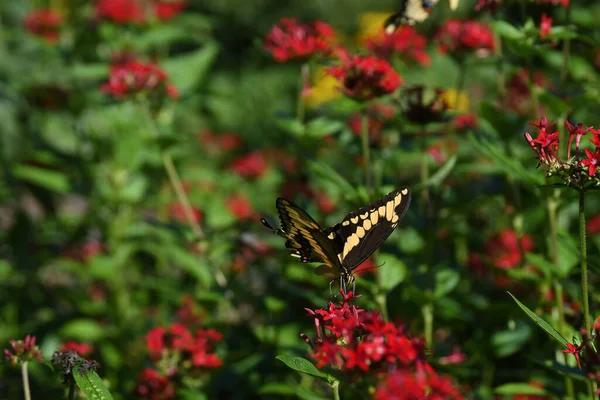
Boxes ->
[560,317,600,395]
[364,26,430,66]
[24,9,62,43]
[264,18,336,62]
[434,19,495,55]
[135,319,223,399]
[102,60,179,100]
[328,54,403,101]
[95,0,187,24]
[525,117,600,187]
[302,291,462,398]
[4,335,44,365]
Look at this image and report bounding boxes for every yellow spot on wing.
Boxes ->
[370,212,378,225]
[351,216,359,224]
[356,226,365,238]
[392,214,399,224]
[378,206,385,217]
[394,194,402,207]
[401,188,408,195]
[343,233,360,257]
[364,219,372,230]
[360,212,369,219]
[386,200,394,221]
[342,220,350,226]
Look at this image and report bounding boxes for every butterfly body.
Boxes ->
[384,0,439,34]
[262,187,411,286]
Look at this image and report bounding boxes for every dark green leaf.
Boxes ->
[12,165,70,193]
[491,21,524,40]
[433,268,460,298]
[305,117,344,138]
[377,253,406,291]
[508,292,568,347]
[59,319,106,342]
[72,366,114,400]
[494,383,548,395]
[276,355,333,383]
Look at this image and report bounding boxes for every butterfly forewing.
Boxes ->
[335,187,411,271]
[385,0,439,33]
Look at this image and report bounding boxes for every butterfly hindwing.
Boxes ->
[335,187,412,271]
[384,0,439,33]
[274,198,343,272]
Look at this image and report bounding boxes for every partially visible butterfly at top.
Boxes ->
[261,187,411,293]
[384,0,459,35]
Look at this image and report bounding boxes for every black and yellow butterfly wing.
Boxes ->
[384,0,439,33]
[327,187,411,273]
[262,187,412,282]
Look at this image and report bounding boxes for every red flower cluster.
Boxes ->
[200,130,243,155]
[588,214,600,235]
[374,362,464,400]
[102,60,179,100]
[539,13,553,38]
[264,18,336,62]
[62,240,106,262]
[453,113,478,132]
[146,323,222,369]
[364,26,430,66]
[135,368,176,400]
[229,152,268,178]
[168,202,203,224]
[60,341,94,357]
[525,117,600,182]
[4,335,44,365]
[328,55,402,101]
[505,69,549,115]
[434,19,495,54]
[96,0,186,24]
[485,229,533,270]
[537,0,569,6]
[226,194,258,221]
[24,9,62,43]
[474,0,501,12]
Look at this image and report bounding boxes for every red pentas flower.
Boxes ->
[537,0,569,6]
[4,335,44,365]
[264,18,336,62]
[587,214,600,235]
[434,19,495,54]
[475,0,502,13]
[229,152,268,178]
[102,60,179,100]
[485,229,533,270]
[505,69,549,115]
[374,363,463,400]
[60,341,94,358]
[168,202,203,224]
[453,113,478,132]
[154,1,186,21]
[135,368,176,400]
[524,117,560,167]
[96,0,146,24]
[364,26,430,66]
[226,194,258,221]
[540,13,552,38]
[24,9,62,43]
[328,54,402,101]
[303,290,425,374]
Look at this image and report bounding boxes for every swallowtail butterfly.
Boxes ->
[261,187,411,289]
[384,0,458,34]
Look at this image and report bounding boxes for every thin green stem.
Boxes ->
[579,189,590,335]
[560,6,571,82]
[422,303,433,350]
[21,362,31,400]
[297,63,309,123]
[68,380,76,400]
[331,380,340,400]
[361,112,372,195]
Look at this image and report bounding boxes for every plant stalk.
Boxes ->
[361,112,372,195]
[331,380,340,400]
[579,189,590,335]
[21,362,31,400]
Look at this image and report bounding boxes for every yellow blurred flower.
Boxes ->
[304,67,341,108]
[356,12,393,43]
[440,89,469,112]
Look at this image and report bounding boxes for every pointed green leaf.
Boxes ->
[276,355,333,383]
[494,383,548,396]
[72,366,114,400]
[508,292,568,347]
[13,165,70,193]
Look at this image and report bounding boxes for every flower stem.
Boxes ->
[68,380,76,400]
[331,380,340,400]
[561,6,571,82]
[422,303,433,350]
[21,362,31,400]
[297,63,309,123]
[361,112,372,195]
[579,189,590,335]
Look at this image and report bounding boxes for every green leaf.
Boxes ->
[524,253,561,278]
[396,227,424,254]
[276,356,333,383]
[417,155,457,189]
[433,268,460,298]
[168,247,214,287]
[277,118,305,136]
[491,21,524,40]
[377,253,406,291]
[12,165,70,193]
[491,320,532,357]
[259,383,328,400]
[59,319,106,342]
[508,292,568,347]
[72,366,114,400]
[305,117,344,138]
[163,42,219,94]
[494,383,548,396]
[308,161,355,196]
